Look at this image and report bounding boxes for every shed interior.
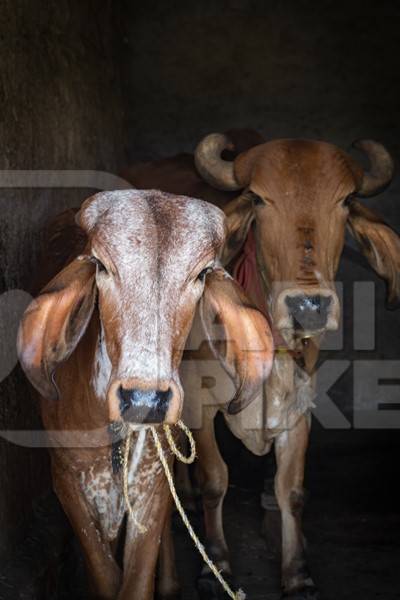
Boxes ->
[0,2,399,598]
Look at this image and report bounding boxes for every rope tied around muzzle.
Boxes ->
[122,420,246,600]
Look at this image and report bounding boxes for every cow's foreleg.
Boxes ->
[156,503,180,599]
[119,454,174,600]
[175,457,197,512]
[195,407,231,582]
[120,492,172,600]
[53,470,121,599]
[274,414,317,599]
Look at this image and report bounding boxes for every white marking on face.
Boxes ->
[314,270,324,283]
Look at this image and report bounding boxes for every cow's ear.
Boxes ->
[221,193,254,265]
[347,200,400,307]
[17,258,96,399]
[200,268,274,414]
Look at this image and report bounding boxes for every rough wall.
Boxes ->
[0,0,125,555]
[123,1,400,159]
[121,0,400,238]
[0,0,399,567]
[122,0,400,417]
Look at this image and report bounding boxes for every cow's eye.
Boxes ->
[248,190,264,206]
[89,256,107,273]
[197,266,213,282]
[343,194,354,208]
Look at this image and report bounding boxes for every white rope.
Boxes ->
[163,419,196,464]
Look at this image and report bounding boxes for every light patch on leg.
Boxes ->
[80,465,124,541]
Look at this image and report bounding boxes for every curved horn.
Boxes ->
[353,139,394,197]
[194,133,242,191]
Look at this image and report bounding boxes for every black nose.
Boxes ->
[285,294,332,332]
[118,387,172,424]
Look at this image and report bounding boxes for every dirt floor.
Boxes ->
[174,421,400,600]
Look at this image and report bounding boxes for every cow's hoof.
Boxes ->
[197,572,236,599]
[155,580,181,600]
[155,593,181,600]
[282,585,320,600]
[155,588,181,600]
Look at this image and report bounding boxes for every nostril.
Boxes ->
[118,386,132,413]
[320,296,332,312]
[285,296,297,311]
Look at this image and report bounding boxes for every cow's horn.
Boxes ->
[194,133,242,191]
[353,139,394,197]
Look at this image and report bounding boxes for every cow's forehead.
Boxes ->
[240,138,360,195]
[79,189,225,261]
[253,139,352,166]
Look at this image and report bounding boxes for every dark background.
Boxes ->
[0,1,399,598]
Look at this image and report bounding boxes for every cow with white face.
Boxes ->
[17,190,274,600]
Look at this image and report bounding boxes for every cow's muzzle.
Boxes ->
[275,288,339,338]
[285,294,332,331]
[119,387,171,424]
[108,378,182,425]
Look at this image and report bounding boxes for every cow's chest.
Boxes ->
[79,463,124,541]
[78,428,164,542]
[222,355,315,454]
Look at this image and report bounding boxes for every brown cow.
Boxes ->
[17,189,274,600]
[125,133,400,599]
